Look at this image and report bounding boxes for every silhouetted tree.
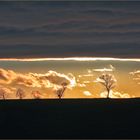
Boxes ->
[32,91,41,99]
[16,88,25,99]
[97,74,116,98]
[0,89,6,100]
[56,82,68,99]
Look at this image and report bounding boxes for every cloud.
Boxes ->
[78,74,94,78]
[0,42,140,59]
[93,65,115,72]
[39,71,76,87]
[0,68,76,89]
[0,68,17,84]
[77,83,86,87]
[100,90,130,98]
[0,86,15,94]
[0,2,140,59]
[129,70,140,75]
[83,91,92,96]
[83,81,90,84]
[129,70,140,84]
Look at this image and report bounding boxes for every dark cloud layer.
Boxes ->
[0,1,140,58]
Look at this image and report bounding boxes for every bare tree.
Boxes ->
[16,88,25,99]
[96,74,116,98]
[0,89,6,100]
[32,91,41,99]
[56,82,68,99]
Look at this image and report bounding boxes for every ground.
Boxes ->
[0,98,140,138]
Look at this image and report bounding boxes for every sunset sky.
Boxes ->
[0,1,140,99]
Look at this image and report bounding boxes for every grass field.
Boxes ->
[0,98,140,138]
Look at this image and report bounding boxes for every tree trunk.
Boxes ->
[58,87,66,99]
[107,89,110,99]
[20,95,22,99]
[58,95,61,99]
[3,93,5,100]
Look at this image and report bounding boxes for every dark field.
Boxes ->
[0,99,140,138]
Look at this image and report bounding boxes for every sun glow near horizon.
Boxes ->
[0,57,140,62]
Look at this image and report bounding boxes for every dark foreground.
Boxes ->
[0,98,140,138]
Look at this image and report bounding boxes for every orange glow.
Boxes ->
[0,57,139,99]
[0,57,140,62]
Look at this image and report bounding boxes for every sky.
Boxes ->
[0,58,139,99]
[0,1,140,99]
[0,1,140,58]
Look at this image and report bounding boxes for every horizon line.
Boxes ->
[0,57,140,62]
